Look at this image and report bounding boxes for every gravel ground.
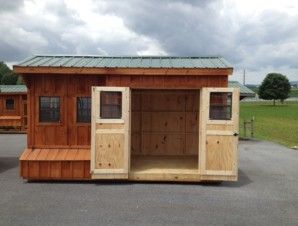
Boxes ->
[0,134,297,225]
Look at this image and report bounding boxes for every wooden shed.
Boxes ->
[228,81,255,100]
[0,85,27,132]
[14,55,239,182]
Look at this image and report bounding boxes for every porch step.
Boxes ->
[19,148,91,180]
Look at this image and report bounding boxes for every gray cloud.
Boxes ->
[0,0,24,12]
[0,0,297,83]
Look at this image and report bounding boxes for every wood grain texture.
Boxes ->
[0,93,27,131]
[91,87,130,179]
[107,75,228,89]
[15,66,233,76]
[200,88,239,178]
[25,74,105,148]
[19,148,91,180]
[23,72,226,148]
[131,90,199,156]
[95,133,124,169]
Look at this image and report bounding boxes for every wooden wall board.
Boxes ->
[19,148,91,180]
[131,90,199,156]
[95,133,124,169]
[106,75,228,89]
[23,73,226,148]
[26,74,105,148]
[19,148,90,161]
[15,66,233,76]
[0,93,27,131]
[20,161,91,180]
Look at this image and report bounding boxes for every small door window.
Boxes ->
[39,96,60,122]
[209,92,232,120]
[100,91,122,119]
[6,99,14,110]
[77,97,91,123]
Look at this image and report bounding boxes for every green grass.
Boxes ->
[290,88,298,97]
[240,101,298,148]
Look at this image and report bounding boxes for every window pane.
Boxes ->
[209,92,232,120]
[77,97,91,123]
[100,91,122,119]
[39,97,60,122]
[6,99,14,110]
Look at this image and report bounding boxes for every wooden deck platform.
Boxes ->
[19,148,91,180]
[129,155,200,181]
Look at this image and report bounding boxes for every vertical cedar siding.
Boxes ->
[26,74,105,148]
[25,73,227,148]
[106,75,228,88]
[0,93,27,130]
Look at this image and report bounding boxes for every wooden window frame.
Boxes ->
[205,88,237,125]
[37,96,61,125]
[96,87,126,124]
[5,98,15,110]
[209,92,232,121]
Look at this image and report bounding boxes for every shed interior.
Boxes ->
[130,89,199,174]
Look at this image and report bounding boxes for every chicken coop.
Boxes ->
[14,55,239,182]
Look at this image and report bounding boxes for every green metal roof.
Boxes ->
[228,81,255,97]
[16,55,233,69]
[0,85,27,93]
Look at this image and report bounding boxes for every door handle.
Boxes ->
[233,132,239,136]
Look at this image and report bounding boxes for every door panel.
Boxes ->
[91,87,130,179]
[199,88,239,177]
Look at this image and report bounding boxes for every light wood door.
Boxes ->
[199,88,239,177]
[91,87,131,179]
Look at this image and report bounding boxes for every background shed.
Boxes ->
[0,85,27,132]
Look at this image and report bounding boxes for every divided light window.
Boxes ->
[209,92,232,120]
[5,99,14,110]
[100,91,122,119]
[77,97,91,123]
[39,96,60,122]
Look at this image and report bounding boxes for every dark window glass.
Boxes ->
[77,97,91,123]
[6,99,14,109]
[39,97,60,122]
[100,91,122,119]
[209,92,232,120]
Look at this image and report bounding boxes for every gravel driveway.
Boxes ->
[0,134,297,225]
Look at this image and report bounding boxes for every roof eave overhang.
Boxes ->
[14,66,233,76]
[0,92,27,95]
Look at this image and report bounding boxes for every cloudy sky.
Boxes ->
[1,0,298,84]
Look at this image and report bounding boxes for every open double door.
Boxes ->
[90,87,239,181]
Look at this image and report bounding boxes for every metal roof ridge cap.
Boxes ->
[27,54,224,58]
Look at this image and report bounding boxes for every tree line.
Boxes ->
[0,62,23,85]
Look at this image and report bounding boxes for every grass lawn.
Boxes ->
[290,88,298,97]
[240,101,298,148]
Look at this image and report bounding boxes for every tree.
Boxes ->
[0,61,11,83]
[1,71,19,85]
[258,73,291,105]
[0,61,23,85]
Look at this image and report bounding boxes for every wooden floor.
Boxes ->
[131,155,198,174]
